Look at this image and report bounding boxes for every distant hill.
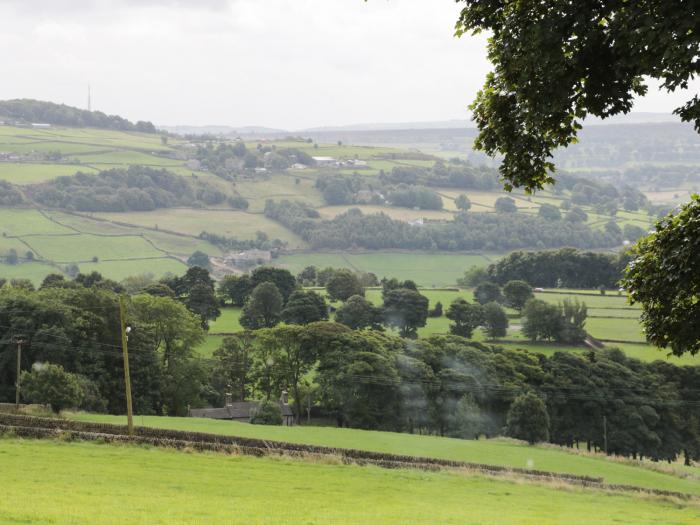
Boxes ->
[161,124,287,136]
[0,99,156,133]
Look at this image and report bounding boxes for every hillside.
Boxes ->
[0,118,662,286]
[3,439,696,525]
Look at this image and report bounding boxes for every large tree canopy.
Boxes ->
[623,195,700,356]
[456,1,699,191]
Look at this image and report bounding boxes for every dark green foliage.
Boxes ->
[316,176,355,205]
[296,265,317,285]
[502,280,533,311]
[228,195,250,210]
[266,200,621,251]
[5,249,18,265]
[240,282,283,330]
[624,195,700,356]
[40,274,68,290]
[326,269,364,302]
[474,282,502,305]
[32,166,219,212]
[482,302,508,339]
[20,363,85,413]
[217,274,252,307]
[0,181,23,205]
[566,207,588,223]
[623,223,647,242]
[164,267,220,328]
[187,250,210,269]
[506,393,550,444]
[250,400,283,425]
[199,231,286,252]
[456,1,699,191]
[382,288,429,339]
[335,295,384,331]
[0,99,156,132]
[250,267,297,303]
[446,299,483,338]
[494,196,517,214]
[387,185,443,210]
[538,203,562,221]
[429,301,443,318]
[457,266,491,287]
[455,194,471,211]
[281,290,328,325]
[212,333,255,402]
[488,248,624,288]
[522,299,563,342]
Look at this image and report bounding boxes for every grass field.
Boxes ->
[0,162,92,184]
[4,439,696,525]
[69,413,700,495]
[275,252,499,286]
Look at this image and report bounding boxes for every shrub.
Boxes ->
[506,393,550,444]
[250,400,283,425]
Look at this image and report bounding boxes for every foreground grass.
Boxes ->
[70,414,699,495]
[0,439,696,525]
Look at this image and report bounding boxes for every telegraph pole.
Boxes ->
[14,336,26,406]
[119,296,134,437]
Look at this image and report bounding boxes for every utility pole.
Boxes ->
[14,336,26,406]
[603,415,608,455]
[119,295,134,437]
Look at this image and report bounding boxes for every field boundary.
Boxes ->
[0,413,697,500]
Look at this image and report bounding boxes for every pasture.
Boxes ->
[3,440,696,525]
[69,413,700,495]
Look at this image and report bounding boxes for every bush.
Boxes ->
[250,400,283,425]
[20,363,85,413]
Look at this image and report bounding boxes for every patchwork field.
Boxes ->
[4,439,696,525]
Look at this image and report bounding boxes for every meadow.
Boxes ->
[69,413,700,495]
[3,439,696,525]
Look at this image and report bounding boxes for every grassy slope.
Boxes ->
[69,414,700,495]
[3,440,696,525]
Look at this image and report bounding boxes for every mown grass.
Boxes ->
[4,439,696,525]
[0,162,91,184]
[67,414,700,495]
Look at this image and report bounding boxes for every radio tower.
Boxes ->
[88,84,92,112]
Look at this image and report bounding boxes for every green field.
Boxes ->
[69,413,700,495]
[0,162,93,184]
[275,252,499,287]
[4,440,695,525]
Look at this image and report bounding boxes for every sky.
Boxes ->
[0,0,696,130]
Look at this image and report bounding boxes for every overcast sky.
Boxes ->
[0,0,696,129]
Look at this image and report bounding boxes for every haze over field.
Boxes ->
[0,0,697,130]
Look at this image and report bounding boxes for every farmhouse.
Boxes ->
[312,156,336,166]
[189,392,294,426]
[226,249,272,268]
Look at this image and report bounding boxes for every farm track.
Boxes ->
[0,413,696,500]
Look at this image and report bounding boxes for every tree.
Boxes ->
[446,299,483,338]
[429,301,443,318]
[382,288,429,339]
[185,282,221,329]
[5,249,18,265]
[281,290,328,325]
[187,250,210,269]
[217,274,252,307]
[457,266,490,287]
[502,280,533,311]
[538,203,562,221]
[326,269,364,302]
[558,298,588,344]
[213,332,255,402]
[624,195,700,355]
[566,207,588,223]
[240,282,283,329]
[474,281,502,305]
[522,299,562,342]
[21,363,85,413]
[494,196,517,214]
[250,400,283,425]
[482,302,508,339]
[455,1,700,191]
[455,194,471,211]
[250,267,297,303]
[506,393,550,444]
[335,295,384,331]
[297,265,317,285]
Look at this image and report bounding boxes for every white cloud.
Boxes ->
[0,0,694,129]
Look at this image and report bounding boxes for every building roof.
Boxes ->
[190,400,293,420]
